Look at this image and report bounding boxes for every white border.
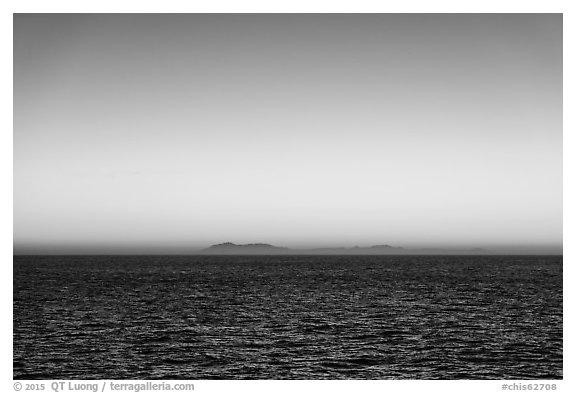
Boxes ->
[4,2,572,393]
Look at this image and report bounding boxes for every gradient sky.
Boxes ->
[13,14,562,254]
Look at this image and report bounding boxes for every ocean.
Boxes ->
[13,255,562,379]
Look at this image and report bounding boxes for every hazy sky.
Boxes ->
[14,14,562,254]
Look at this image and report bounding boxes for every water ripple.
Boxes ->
[13,255,562,379]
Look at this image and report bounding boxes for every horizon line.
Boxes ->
[12,241,563,256]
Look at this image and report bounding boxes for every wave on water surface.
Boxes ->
[13,255,563,379]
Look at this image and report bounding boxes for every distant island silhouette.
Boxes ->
[200,242,487,255]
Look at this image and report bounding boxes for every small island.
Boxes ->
[199,242,487,255]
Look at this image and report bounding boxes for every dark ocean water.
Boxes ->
[13,255,562,379]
